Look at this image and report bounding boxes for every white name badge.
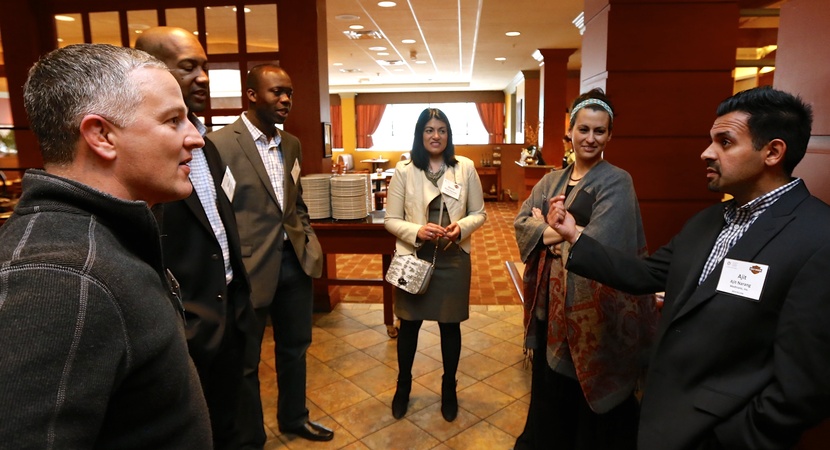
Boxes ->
[221,166,236,203]
[716,258,769,301]
[291,159,301,184]
[441,178,461,200]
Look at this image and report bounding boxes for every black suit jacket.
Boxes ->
[159,144,253,366]
[567,181,830,450]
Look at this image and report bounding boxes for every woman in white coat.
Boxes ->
[384,108,487,421]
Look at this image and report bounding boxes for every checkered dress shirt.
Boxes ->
[188,115,233,284]
[698,178,801,285]
[241,113,284,209]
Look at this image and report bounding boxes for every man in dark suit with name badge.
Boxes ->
[205,64,330,446]
[136,27,254,450]
[552,86,830,449]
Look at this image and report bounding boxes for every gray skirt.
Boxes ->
[394,240,471,323]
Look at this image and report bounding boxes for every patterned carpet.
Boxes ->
[329,201,523,305]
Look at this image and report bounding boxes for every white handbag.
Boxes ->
[385,251,436,294]
[385,194,445,295]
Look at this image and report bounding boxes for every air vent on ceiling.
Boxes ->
[376,59,404,66]
[343,30,383,40]
[339,68,362,73]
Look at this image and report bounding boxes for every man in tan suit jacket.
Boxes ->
[204,64,329,446]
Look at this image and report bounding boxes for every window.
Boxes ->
[368,103,489,150]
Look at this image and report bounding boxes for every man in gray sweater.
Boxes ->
[0,44,211,448]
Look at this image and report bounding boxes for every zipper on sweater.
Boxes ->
[164,268,186,322]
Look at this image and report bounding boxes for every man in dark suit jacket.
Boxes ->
[551,86,830,449]
[205,64,329,445]
[137,27,254,450]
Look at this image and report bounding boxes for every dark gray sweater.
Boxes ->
[0,171,211,449]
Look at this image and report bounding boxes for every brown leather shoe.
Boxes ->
[282,421,334,442]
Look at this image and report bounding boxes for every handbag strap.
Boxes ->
[429,194,445,266]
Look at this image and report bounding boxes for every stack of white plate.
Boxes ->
[301,174,332,219]
[330,174,371,220]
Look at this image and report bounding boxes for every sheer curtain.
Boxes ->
[475,102,505,144]
[330,105,343,148]
[356,104,387,149]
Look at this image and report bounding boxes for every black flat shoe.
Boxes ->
[442,376,458,422]
[282,420,334,442]
[392,377,412,419]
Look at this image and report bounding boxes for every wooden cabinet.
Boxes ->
[476,166,501,201]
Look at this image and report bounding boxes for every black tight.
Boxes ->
[397,319,461,379]
[438,322,461,379]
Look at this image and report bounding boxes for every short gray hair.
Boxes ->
[23,43,167,165]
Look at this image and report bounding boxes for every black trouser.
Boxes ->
[237,245,313,449]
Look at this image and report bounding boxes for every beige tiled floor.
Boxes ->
[259,303,531,449]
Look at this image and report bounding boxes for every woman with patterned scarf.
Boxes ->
[513,88,659,450]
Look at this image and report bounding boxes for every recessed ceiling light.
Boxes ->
[401,39,416,44]
[377,52,389,56]
[415,60,427,64]
[54,15,75,22]
[495,57,507,61]
[378,1,397,7]
[505,31,521,37]
[333,63,343,66]
[335,14,361,21]
[349,25,364,30]
[57,38,64,42]
[368,46,387,51]
[231,7,251,13]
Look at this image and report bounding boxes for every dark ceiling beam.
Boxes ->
[737,0,781,9]
[736,58,776,67]
[740,8,780,17]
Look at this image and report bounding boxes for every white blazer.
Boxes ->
[384,155,486,255]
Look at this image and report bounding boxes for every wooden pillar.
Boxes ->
[521,70,540,142]
[777,0,830,206]
[777,2,830,448]
[537,48,577,166]
[277,0,330,175]
[0,1,56,169]
[581,0,738,250]
[339,92,357,153]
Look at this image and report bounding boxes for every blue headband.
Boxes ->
[571,98,614,121]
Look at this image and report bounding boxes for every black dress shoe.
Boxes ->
[283,421,334,442]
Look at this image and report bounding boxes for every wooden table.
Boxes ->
[311,211,398,337]
[360,158,389,172]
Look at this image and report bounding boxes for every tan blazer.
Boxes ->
[205,117,323,309]
[385,155,486,255]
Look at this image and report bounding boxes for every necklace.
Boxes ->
[425,162,446,184]
[569,174,583,182]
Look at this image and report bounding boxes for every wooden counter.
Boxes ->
[515,162,558,203]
